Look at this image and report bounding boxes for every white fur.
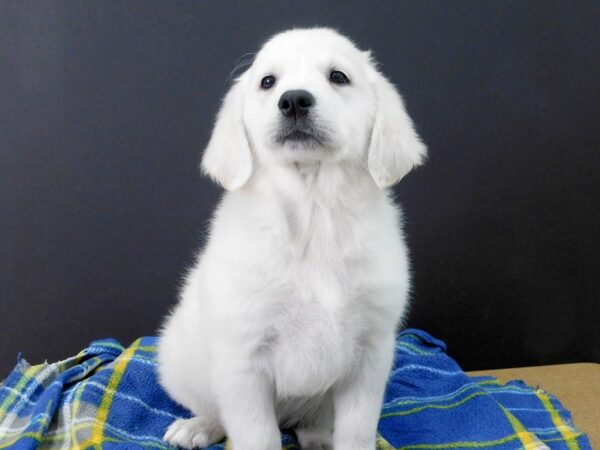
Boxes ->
[157,28,426,450]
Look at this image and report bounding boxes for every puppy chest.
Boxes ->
[266,294,363,397]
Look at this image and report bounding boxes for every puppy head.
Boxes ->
[202,28,426,190]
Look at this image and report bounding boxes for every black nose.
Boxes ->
[278,90,315,119]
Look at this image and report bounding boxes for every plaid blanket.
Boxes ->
[0,329,590,450]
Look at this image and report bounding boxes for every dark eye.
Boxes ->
[260,75,276,89]
[329,70,350,85]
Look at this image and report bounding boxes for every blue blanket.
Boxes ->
[0,329,590,449]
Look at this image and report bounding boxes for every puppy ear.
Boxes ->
[366,64,427,189]
[201,76,253,190]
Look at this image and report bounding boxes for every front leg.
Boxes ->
[213,359,282,450]
[332,331,395,450]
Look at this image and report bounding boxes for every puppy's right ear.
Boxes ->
[201,76,253,191]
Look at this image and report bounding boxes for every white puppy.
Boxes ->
[157,28,426,450]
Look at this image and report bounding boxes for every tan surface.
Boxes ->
[468,363,600,449]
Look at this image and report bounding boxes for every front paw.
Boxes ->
[164,417,224,449]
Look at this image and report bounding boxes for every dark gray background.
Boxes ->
[1,1,599,377]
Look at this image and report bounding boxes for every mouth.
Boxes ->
[275,121,326,147]
[282,129,318,142]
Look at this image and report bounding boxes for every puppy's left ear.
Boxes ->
[202,75,253,191]
[366,63,427,189]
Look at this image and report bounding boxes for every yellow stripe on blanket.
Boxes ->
[500,405,547,449]
[0,364,45,418]
[81,339,141,449]
[536,389,580,450]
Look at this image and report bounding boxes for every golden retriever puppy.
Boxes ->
[158,28,426,450]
